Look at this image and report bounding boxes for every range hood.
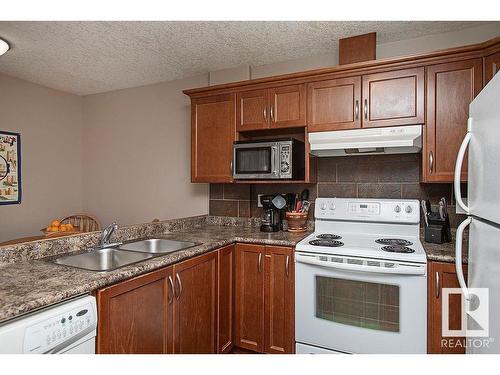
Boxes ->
[309,125,422,157]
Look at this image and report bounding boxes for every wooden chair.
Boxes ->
[61,213,101,232]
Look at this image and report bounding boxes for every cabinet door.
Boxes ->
[191,94,235,183]
[234,243,265,352]
[428,261,468,354]
[96,267,170,354]
[362,67,424,128]
[484,52,500,84]
[217,244,234,353]
[236,89,269,131]
[264,246,294,354]
[173,251,218,354]
[269,84,306,129]
[307,76,362,132]
[424,59,482,182]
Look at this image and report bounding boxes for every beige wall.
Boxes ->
[251,23,500,79]
[81,74,209,227]
[0,73,83,241]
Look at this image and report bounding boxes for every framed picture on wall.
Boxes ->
[0,131,21,205]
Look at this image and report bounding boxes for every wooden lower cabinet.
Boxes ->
[172,251,218,353]
[97,250,219,354]
[234,243,295,354]
[427,261,468,354]
[264,246,294,354]
[234,243,265,352]
[96,267,171,354]
[217,244,234,353]
[96,243,294,354]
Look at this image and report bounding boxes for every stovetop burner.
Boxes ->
[376,238,413,246]
[316,234,342,240]
[381,245,415,253]
[309,239,344,247]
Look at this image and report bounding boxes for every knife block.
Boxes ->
[425,213,451,243]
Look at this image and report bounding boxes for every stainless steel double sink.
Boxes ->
[51,238,199,272]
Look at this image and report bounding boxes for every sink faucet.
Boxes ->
[100,222,122,248]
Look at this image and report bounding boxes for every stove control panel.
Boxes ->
[315,198,420,224]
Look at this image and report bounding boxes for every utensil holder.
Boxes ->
[286,212,308,233]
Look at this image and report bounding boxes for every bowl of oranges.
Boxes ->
[41,220,80,237]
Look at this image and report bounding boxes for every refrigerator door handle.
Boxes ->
[455,217,472,301]
[454,118,472,214]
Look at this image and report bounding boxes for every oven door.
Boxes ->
[233,142,278,179]
[295,252,427,354]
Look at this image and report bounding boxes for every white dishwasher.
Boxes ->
[0,295,97,354]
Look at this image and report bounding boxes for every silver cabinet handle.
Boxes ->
[355,100,359,120]
[435,272,440,299]
[230,161,233,176]
[263,107,267,122]
[175,273,182,300]
[270,105,274,122]
[285,255,290,277]
[364,99,368,120]
[429,151,434,174]
[258,253,262,273]
[167,276,174,304]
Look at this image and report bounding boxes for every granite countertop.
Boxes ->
[0,225,311,323]
[421,229,468,264]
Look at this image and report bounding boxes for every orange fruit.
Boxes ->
[66,223,74,230]
[49,225,59,232]
[59,226,67,232]
[50,220,61,227]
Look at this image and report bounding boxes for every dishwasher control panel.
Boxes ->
[22,296,97,354]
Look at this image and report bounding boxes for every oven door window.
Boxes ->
[235,147,272,174]
[315,276,400,332]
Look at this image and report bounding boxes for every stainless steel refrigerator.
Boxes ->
[454,71,500,354]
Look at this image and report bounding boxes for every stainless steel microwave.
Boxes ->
[233,139,305,180]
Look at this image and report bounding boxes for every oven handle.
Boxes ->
[295,254,426,276]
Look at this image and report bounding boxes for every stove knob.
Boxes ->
[320,203,327,210]
[405,205,413,213]
[329,203,336,211]
[394,205,401,213]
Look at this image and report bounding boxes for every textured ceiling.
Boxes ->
[0,21,493,95]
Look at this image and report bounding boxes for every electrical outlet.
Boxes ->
[257,194,264,207]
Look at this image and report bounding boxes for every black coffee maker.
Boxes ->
[260,194,280,232]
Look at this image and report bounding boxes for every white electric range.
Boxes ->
[295,198,427,354]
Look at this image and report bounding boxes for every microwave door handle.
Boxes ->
[295,254,426,276]
[271,145,278,177]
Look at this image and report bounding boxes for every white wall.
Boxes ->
[82,74,209,227]
[0,73,83,241]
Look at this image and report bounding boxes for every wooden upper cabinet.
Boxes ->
[264,246,294,354]
[424,59,482,182]
[428,261,468,354]
[234,243,265,352]
[172,251,218,354]
[96,267,170,354]
[307,76,362,131]
[485,52,500,84]
[217,244,234,354]
[269,84,306,128]
[191,94,235,183]
[362,67,424,128]
[236,89,269,131]
[237,84,306,131]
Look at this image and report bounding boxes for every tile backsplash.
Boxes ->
[209,154,466,227]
